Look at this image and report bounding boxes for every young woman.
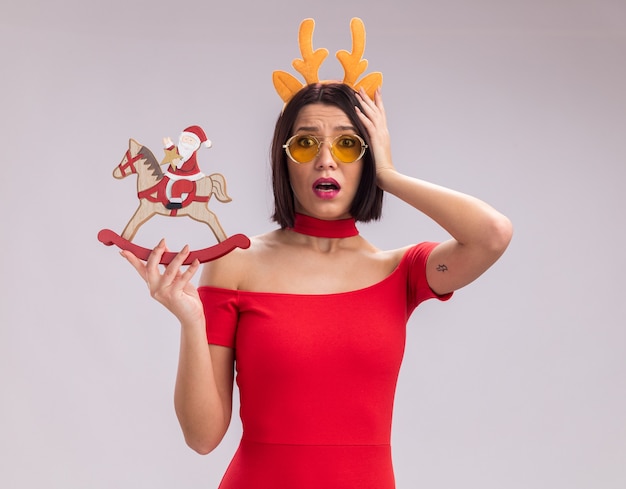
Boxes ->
[122,83,512,488]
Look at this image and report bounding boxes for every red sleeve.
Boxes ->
[198,286,239,348]
[403,242,453,312]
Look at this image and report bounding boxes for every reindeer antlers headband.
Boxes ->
[272,18,383,104]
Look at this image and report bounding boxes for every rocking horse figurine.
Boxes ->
[98,127,250,265]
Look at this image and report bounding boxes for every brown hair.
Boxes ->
[270,83,384,228]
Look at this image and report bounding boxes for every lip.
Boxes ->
[312,178,341,200]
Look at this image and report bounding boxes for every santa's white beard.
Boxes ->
[178,141,199,162]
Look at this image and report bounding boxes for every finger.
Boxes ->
[145,238,167,282]
[120,250,148,281]
[162,245,191,283]
[357,88,378,110]
[355,107,374,127]
[373,88,386,116]
[356,95,384,129]
[174,259,201,292]
[179,258,201,283]
[358,93,387,131]
[356,87,371,102]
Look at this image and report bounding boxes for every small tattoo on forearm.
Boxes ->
[436,264,448,272]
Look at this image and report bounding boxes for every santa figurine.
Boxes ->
[163,125,213,209]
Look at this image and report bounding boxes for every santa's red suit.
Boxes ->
[164,125,211,209]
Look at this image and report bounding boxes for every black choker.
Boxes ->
[291,213,359,238]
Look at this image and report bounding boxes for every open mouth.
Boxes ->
[315,182,339,191]
[312,179,340,200]
[313,178,340,192]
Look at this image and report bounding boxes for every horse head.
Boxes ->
[113,139,163,180]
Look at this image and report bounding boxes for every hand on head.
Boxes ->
[355,88,395,176]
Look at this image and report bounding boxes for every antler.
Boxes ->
[337,18,383,98]
[272,18,382,104]
[273,19,328,103]
[336,18,369,86]
[292,19,328,85]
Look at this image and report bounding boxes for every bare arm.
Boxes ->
[376,172,512,294]
[357,89,513,295]
[174,321,234,455]
[121,241,234,454]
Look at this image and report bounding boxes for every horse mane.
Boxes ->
[139,145,163,180]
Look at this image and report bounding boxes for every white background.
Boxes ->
[1,1,625,488]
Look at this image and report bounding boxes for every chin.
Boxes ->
[294,197,352,220]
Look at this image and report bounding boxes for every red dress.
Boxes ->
[198,242,451,488]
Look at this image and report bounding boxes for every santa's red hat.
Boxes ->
[182,125,213,148]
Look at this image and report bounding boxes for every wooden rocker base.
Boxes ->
[98,229,251,265]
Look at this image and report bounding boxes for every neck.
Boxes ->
[290,213,359,239]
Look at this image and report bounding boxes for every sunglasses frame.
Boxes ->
[283,134,368,164]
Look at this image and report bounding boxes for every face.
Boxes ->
[180,134,199,146]
[287,103,364,220]
[178,134,199,160]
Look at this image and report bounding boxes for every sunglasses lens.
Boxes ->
[287,135,319,163]
[332,135,364,163]
[284,135,366,164]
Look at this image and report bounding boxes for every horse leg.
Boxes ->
[121,200,157,241]
[185,203,228,242]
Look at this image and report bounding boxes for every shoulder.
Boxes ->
[381,242,443,274]
[377,243,428,263]
[198,231,282,290]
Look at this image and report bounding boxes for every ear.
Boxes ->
[129,138,142,156]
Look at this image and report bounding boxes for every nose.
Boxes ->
[315,140,337,170]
